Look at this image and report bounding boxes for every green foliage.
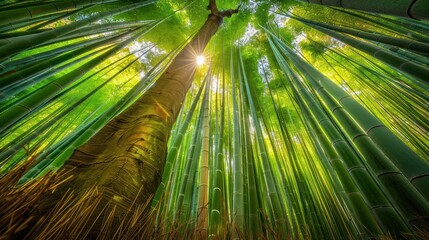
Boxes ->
[0,0,428,239]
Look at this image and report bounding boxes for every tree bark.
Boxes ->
[30,3,238,238]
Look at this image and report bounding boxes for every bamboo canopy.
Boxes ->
[0,0,428,239]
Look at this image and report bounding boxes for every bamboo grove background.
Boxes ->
[0,0,428,239]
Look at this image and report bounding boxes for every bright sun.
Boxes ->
[196,55,205,66]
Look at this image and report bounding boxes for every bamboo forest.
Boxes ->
[1,0,429,239]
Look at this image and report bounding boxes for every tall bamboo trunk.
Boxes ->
[0,0,117,27]
[195,69,211,238]
[301,0,429,20]
[306,22,429,86]
[287,14,429,54]
[29,12,227,238]
[0,1,156,63]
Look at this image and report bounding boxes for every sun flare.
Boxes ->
[196,55,205,66]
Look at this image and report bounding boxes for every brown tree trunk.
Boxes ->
[28,3,238,239]
[61,11,224,208]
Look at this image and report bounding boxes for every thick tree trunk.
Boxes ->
[30,11,232,238]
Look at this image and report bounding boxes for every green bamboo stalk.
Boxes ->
[267,31,410,235]
[238,46,288,236]
[0,29,130,93]
[178,105,205,225]
[236,62,250,237]
[0,0,76,11]
[209,59,227,238]
[332,8,429,43]
[269,33,429,229]
[0,0,156,63]
[261,60,304,238]
[287,13,429,54]
[171,79,210,227]
[327,46,429,102]
[0,20,148,48]
[300,0,429,20]
[28,5,94,30]
[296,18,429,86]
[240,64,263,238]
[281,33,429,201]
[321,48,429,158]
[0,26,146,133]
[0,48,103,102]
[0,28,49,39]
[0,34,115,72]
[0,11,61,33]
[374,42,429,66]
[230,47,245,237]
[0,40,148,114]
[289,80,392,236]
[0,0,117,27]
[260,55,360,238]
[363,12,429,35]
[195,67,212,238]
[242,105,261,238]
[45,21,150,43]
[0,103,69,173]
